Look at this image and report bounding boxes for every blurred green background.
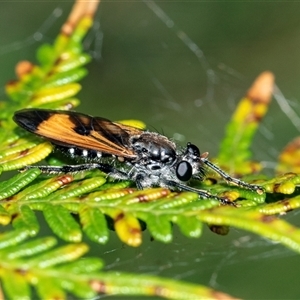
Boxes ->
[1,1,300,299]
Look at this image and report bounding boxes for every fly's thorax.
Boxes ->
[129,132,177,164]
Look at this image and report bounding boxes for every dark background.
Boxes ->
[1,2,300,299]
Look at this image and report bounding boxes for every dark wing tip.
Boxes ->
[13,109,52,133]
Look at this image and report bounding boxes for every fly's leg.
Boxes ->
[135,173,147,190]
[163,179,236,206]
[201,158,264,195]
[23,163,130,180]
[23,163,110,174]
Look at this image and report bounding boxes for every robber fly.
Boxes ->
[13,109,264,205]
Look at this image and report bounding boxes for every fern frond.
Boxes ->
[0,3,96,171]
[217,71,274,175]
[1,169,300,254]
[2,1,300,299]
[0,235,235,299]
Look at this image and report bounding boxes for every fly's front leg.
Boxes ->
[162,179,236,206]
[201,158,265,195]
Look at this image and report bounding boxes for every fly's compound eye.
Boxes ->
[176,161,193,181]
[186,142,200,157]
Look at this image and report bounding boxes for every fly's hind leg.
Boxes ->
[23,163,109,174]
[23,163,130,180]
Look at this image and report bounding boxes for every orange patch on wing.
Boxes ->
[36,114,137,158]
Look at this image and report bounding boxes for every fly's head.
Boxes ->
[175,142,205,182]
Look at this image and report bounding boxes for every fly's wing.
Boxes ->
[13,109,142,159]
[112,121,145,136]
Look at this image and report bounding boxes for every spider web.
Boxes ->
[2,2,300,299]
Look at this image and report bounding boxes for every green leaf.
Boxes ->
[175,215,202,238]
[0,168,41,200]
[1,269,31,300]
[145,214,173,243]
[4,237,57,260]
[35,277,66,300]
[79,206,109,244]
[43,204,82,242]
[1,2,300,300]
[12,205,39,236]
[27,243,89,268]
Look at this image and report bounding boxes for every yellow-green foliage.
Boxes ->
[1,4,300,300]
